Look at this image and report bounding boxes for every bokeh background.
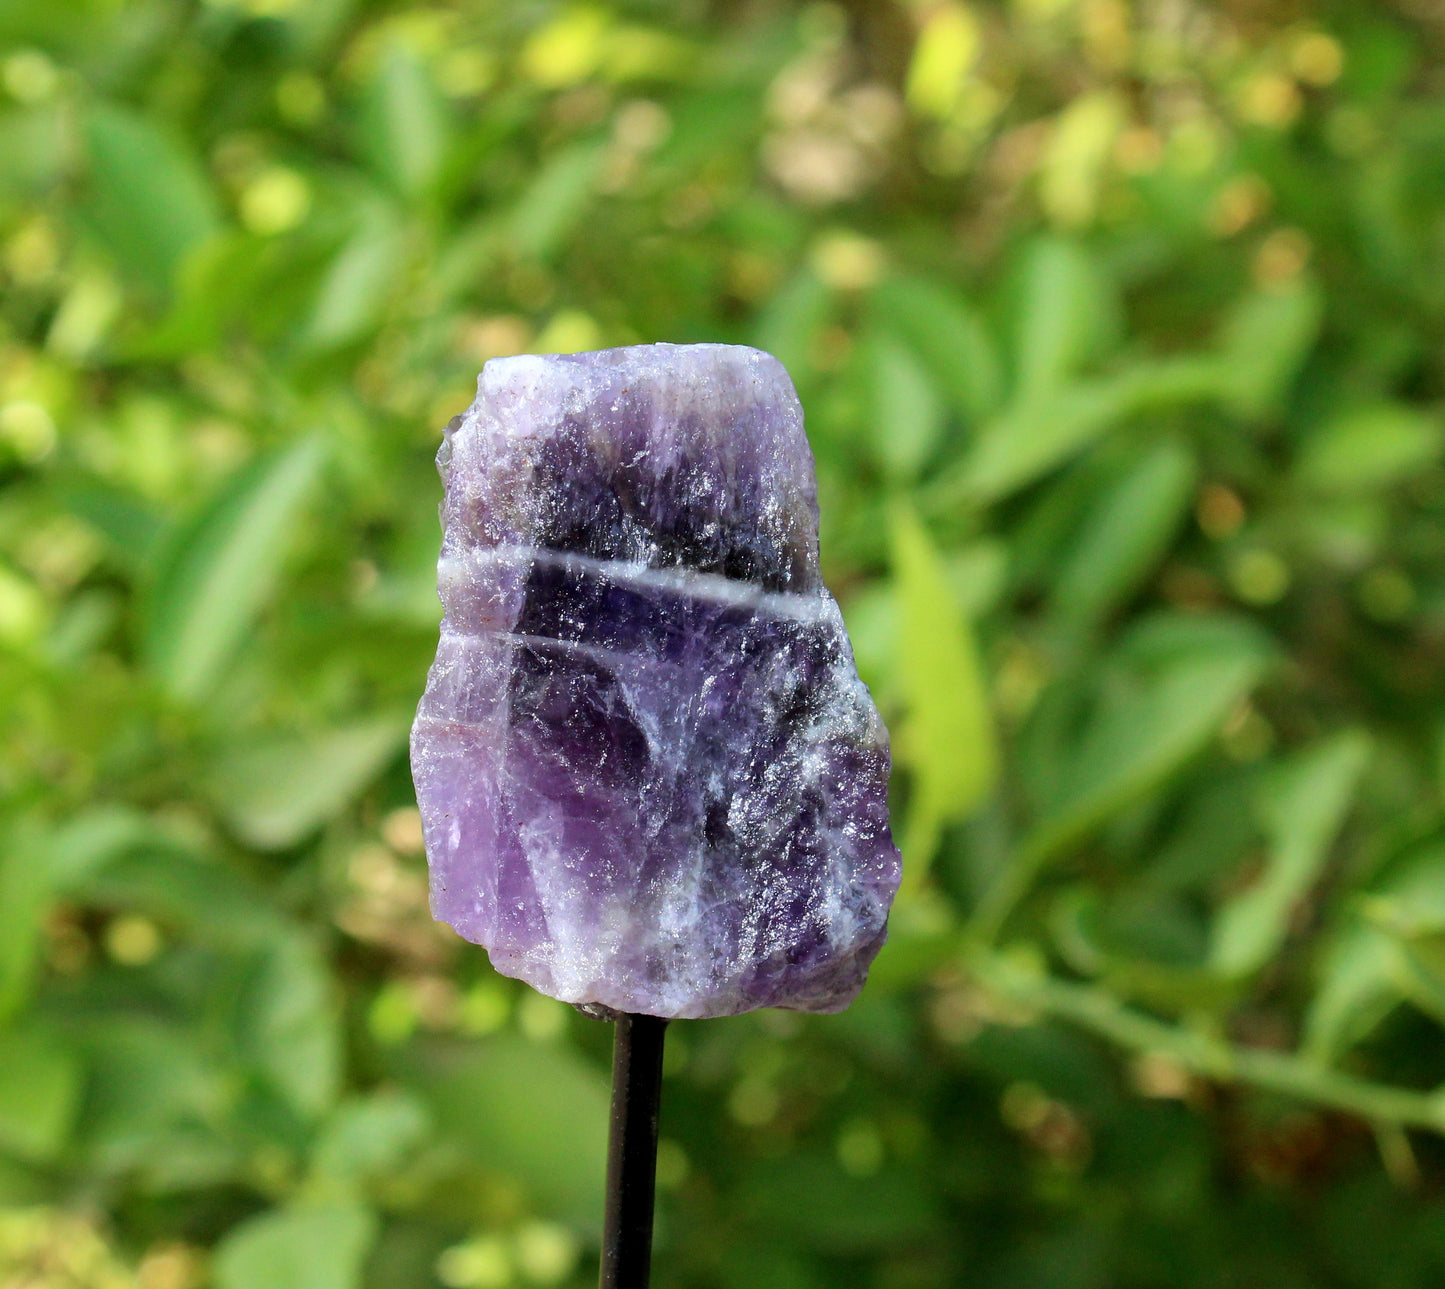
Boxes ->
[4,0,1445,1285]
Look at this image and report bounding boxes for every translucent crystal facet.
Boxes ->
[411,344,901,1019]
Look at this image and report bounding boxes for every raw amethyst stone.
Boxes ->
[410,343,901,1019]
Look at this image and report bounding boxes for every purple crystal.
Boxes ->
[410,343,901,1019]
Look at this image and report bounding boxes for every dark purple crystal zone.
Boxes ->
[412,344,901,1018]
[438,352,821,596]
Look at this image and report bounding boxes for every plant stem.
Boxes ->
[600,1013,667,1289]
[972,950,1445,1134]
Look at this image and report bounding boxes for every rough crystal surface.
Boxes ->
[410,343,901,1019]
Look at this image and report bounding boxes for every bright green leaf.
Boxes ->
[976,629,1266,938]
[1296,404,1442,494]
[309,1091,431,1190]
[236,933,341,1121]
[141,436,327,703]
[0,1029,81,1162]
[206,715,410,850]
[752,268,831,391]
[510,143,605,262]
[890,503,997,881]
[302,199,406,350]
[865,330,944,482]
[214,1204,377,1289]
[1303,923,1402,1065]
[950,359,1221,506]
[1216,282,1323,418]
[1009,237,1115,403]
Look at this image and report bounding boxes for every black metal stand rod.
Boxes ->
[600,1013,667,1289]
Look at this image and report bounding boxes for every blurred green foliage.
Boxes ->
[4,0,1445,1285]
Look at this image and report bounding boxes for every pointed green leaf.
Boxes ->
[80,104,220,294]
[1035,620,1273,861]
[356,43,448,199]
[302,199,406,350]
[1216,282,1323,417]
[871,276,1003,421]
[215,1204,377,1289]
[309,1091,431,1190]
[865,330,944,482]
[421,1038,608,1228]
[1303,923,1403,1065]
[890,503,997,877]
[1211,731,1372,978]
[510,142,605,262]
[1296,403,1442,494]
[1050,439,1196,634]
[207,715,410,850]
[977,621,1269,938]
[752,268,831,391]
[0,1029,81,1162]
[1009,237,1115,402]
[141,436,327,703]
[236,932,341,1121]
[949,359,1221,506]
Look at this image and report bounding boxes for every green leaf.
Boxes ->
[79,1018,234,1176]
[865,330,944,482]
[870,276,1003,422]
[1009,237,1115,403]
[1211,731,1372,979]
[890,503,997,880]
[1306,845,1445,1062]
[1050,439,1196,635]
[356,43,448,200]
[1216,282,1323,418]
[45,806,161,890]
[0,1029,81,1162]
[214,1204,377,1289]
[510,143,605,262]
[236,932,341,1121]
[948,359,1220,506]
[141,436,327,703]
[1303,923,1402,1065]
[1029,619,1272,866]
[1295,404,1442,494]
[742,1155,937,1252]
[1353,848,1445,1026]
[309,1091,431,1190]
[302,199,406,350]
[420,1038,608,1228]
[0,819,48,1023]
[206,715,410,850]
[80,104,220,294]
[752,269,831,391]
[0,808,174,1021]
[79,847,277,947]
